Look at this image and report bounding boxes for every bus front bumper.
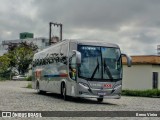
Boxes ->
[77,83,122,99]
[77,94,121,99]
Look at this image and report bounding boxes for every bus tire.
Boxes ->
[36,82,46,94]
[97,98,103,102]
[62,84,68,101]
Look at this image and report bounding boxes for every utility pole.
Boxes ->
[49,22,63,45]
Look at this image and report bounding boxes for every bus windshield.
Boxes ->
[78,45,122,81]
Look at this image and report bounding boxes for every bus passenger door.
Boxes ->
[69,53,77,81]
[66,42,77,96]
[68,50,81,96]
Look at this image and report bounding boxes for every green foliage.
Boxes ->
[0,54,11,79]
[26,76,32,81]
[122,89,160,97]
[7,42,38,75]
[26,83,32,88]
[0,77,7,81]
[0,42,37,78]
[0,54,10,73]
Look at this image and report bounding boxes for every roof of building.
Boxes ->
[122,55,160,65]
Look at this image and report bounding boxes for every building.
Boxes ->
[122,55,160,90]
[0,37,49,76]
[0,44,8,56]
[0,37,49,55]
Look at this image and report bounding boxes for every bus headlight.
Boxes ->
[79,82,89,89]
[114,84,122,90]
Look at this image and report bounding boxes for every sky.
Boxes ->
[0,0,160,55]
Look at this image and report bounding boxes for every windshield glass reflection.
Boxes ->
[78,45,122,81]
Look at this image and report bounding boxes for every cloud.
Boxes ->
[0,0,160,55]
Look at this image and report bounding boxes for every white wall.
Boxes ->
[122,65,152,90]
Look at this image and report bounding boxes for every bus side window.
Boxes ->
[33,60,36,67]
[69,54,76,80]
[36,59,39,66]
[40,59,42,65]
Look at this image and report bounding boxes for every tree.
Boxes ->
[7,42,38,75]
[0,54,11,77]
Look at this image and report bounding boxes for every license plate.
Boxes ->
[98,92,106,96]
[103,84,112,88]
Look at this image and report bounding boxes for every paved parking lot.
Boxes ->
[0,81,159,119]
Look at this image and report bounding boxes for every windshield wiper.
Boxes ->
[90,58,99,81]
[103,59,113,80]
[117,54,121,62]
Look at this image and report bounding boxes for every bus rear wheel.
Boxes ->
[97,98,103,102]
[37,82,46,94]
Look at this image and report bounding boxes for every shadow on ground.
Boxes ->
[31,91,119,106]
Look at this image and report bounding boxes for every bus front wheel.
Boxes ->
[97,98,103,102]
[62,84,68,101]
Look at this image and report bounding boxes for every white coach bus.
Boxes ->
[32,39,131,102]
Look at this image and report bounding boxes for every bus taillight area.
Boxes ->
[77,80,122,99]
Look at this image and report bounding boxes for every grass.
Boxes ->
[26,76,32,81]
[122,89,160,97]
[26,83,32,89]
[0,77,8,81]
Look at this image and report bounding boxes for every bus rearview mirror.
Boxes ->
[72,50,81,64]
[121,53,132,67]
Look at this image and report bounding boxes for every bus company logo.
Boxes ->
[103,84,112,88]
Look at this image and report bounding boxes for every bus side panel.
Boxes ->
[32,65,48,91]
[65,78,78,97]
[44,42,69,94]
[32,40,79,97]
[45,63,68,94]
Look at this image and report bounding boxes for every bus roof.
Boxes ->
[33,39,120,59]
[69,39,119,48]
